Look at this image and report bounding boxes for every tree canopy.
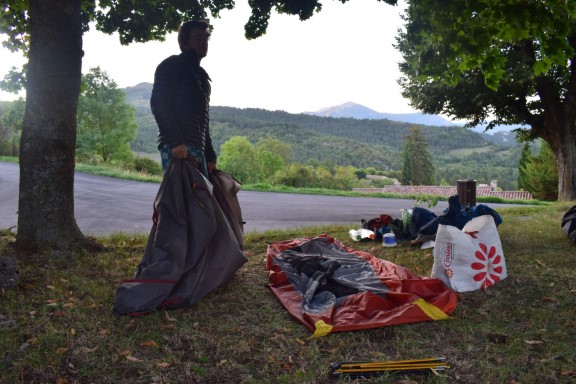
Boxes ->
[77,67,138,164]
[396,0,576,201]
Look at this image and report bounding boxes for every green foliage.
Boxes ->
[272,163,357,190]
[217,136,263,184]
[518,140,558,201]
[396,0,576,200]
[76,67,138,165]
[256,137,292,164]
[0,99,24,156]
[257,150,284,181]
[401,125,435,185]
[273,163,315,188]
[369,177,394,188]
[354,169,367,179]
[517,143,533,191]
[133,156,162,176]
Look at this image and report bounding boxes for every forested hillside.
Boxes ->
[125,83,522,189]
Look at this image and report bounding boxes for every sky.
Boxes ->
[0,0,415,115]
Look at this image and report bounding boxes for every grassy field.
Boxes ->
[1,202,575,383]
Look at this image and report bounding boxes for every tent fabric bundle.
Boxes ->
[113,160,247,316]
[266,236,458,335]
[561,204,576,243]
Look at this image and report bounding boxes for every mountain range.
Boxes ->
[304,101,456,127]
[304,101,517,135]
[124,82,522,190]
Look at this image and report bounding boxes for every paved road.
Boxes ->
[1,161,510,236]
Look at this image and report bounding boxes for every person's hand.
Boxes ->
[207,162,216,173]
[171,144,189,159]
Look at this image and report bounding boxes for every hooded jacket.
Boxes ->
[150,50,217,163]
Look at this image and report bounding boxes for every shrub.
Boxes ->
[134,156,162,176]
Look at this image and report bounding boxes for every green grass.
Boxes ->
[1,202,575,383]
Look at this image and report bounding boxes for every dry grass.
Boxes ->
[1,202,575,383]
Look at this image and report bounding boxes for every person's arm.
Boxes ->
[204,126,217,172]
[150,57,184,150]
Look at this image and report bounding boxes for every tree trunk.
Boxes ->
[16,0,97,254]
[556,122,576,202]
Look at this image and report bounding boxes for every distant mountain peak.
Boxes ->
[304,102,456,127]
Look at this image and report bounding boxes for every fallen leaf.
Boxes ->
[126,355,142,363]
[70,328,76,336]
[47,285,55,290]
[55,377,68,384]
[561,371,576,376]
[542,297,559,303]
[295,338,306,345]
[217,359,227,367]
[63,302,75,308]
[47,299,58,304]
[157,362,171,368]
[162,311,176,323]
[525,340,544,345]
[56,347,69,354]
[81,346,99,353]
[140,340,159,348]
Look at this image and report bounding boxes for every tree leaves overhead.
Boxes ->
[92,0,398,42]
[396,0,576,200]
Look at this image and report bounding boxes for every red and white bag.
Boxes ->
[431,215,507,292]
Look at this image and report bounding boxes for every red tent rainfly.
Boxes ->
[266,235,458,337]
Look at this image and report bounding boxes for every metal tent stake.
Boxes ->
[330,357,450,379]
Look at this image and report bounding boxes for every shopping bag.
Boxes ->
[431,215,507,292]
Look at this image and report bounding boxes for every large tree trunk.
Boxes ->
[16,0,96,254]
[555,123,576,202]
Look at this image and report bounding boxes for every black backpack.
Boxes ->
[561,205,576,243]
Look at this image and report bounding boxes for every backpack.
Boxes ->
[361,214,394,239]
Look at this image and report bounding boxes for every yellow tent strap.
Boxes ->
[309,320,333,339]
[413,298,452,321]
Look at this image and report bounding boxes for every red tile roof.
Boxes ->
[353,186,533,200]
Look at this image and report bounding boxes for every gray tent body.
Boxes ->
[113,160,247,316]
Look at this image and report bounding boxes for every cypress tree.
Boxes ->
[401,126,435,185]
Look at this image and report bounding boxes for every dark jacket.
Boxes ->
[150,50,217,163]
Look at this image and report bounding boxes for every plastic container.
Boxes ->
[382,233,397,247]
[349,229,362,241]
[349,229,375,241]
[359,229,375,240]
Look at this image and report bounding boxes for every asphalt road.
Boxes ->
[1,161,509,236]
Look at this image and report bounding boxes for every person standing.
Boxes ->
[150,19,216,177]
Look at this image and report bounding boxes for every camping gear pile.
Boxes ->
[265,195,510,378]
[358,195,503,245]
